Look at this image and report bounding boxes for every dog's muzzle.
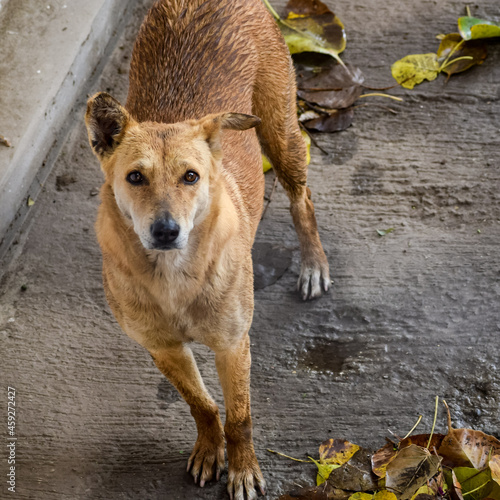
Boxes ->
[150,216,180,249]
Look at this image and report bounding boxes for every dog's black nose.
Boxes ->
[150,217,180,247]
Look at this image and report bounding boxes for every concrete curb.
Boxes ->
[0,0,137,262]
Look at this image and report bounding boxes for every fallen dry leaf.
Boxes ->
[438,403,500,469]
[296,60,364,109]
[279,483,352,500]
[391,53,440,89]
[302,108,354,132]
[372,434,445,478]
[437,33,487,77]
[319,439,361,466]
[385,444,441,500]
[329,447,379,492]
[281,0,346,64]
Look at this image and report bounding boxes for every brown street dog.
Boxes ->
[85,0,330,497]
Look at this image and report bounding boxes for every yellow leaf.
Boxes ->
[410,485,434,500]
[262,155,272,173]
[491,455,500,485]
[348,493,373,500]
[319,438,360,466]
[391,54,440,89]
[27,196,35,207]
[373,491,398,500]
[309,457,340,485]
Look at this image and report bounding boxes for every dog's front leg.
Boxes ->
[150,344,225,486]
[215,333,266,500]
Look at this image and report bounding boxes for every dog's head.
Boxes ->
[85,92,260,251]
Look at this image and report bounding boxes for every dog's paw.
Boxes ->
[187,436,225,487]
[227,461,266,500]
[297,260,331,301]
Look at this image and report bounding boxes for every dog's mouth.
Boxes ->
[151,241,179,251]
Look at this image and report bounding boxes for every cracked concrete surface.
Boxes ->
[1,0,499,498]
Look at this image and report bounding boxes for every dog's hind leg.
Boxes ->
[150,344,225,486]
[215,333,266,499]
[254,50,330,300]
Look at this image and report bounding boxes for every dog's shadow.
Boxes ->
[252,241,293,291]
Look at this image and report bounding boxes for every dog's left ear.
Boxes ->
[199,112,261,155]
[85,92,134,160]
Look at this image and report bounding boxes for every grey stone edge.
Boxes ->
[0,0,137,277]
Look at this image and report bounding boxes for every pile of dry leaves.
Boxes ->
[273,401,500,500]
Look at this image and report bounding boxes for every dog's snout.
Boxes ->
[150,216,180,248]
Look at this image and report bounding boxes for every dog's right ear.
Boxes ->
[85,92,132,160]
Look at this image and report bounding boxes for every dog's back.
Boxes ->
[126,0,288,228]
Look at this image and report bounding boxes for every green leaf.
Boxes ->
[309,456,341,485]
[263,0,346,64]
[437,33,487,77]
[458,16,500,41]
[453,467,493,500]
[377,228,394,237]
[391,54,440,89]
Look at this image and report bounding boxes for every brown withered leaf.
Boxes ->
[303,108,354,132]
[437,33,487,77]
[372,434,445,478]
[438,404,500,469]
[295,59,364,109]
[385,445,441,500]
[328,447,379,492]
[319,439,360,466]
[279,483,351,500]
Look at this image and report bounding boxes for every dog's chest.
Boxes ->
[110,260,252,351]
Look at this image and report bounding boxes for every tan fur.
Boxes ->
[85,0,330,497]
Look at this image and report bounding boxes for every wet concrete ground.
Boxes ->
[1,0,499,498]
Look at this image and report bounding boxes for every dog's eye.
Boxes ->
[126,171,144,185]
[183,170,199,184]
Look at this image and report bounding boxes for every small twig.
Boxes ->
[261,176,279,220]
[439,55,473,72]
[301,101,331,115]
[387,428,403,441]
[443,399,453,432]
[466,5,471,17]
[462,480,490,496]
[299,122,328,155]
[440,39,466,70]
[403,415,423,440]
[266,448,312,463]
[358,92,403,102]
[427,396,440,449]
[261,0,281,20]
